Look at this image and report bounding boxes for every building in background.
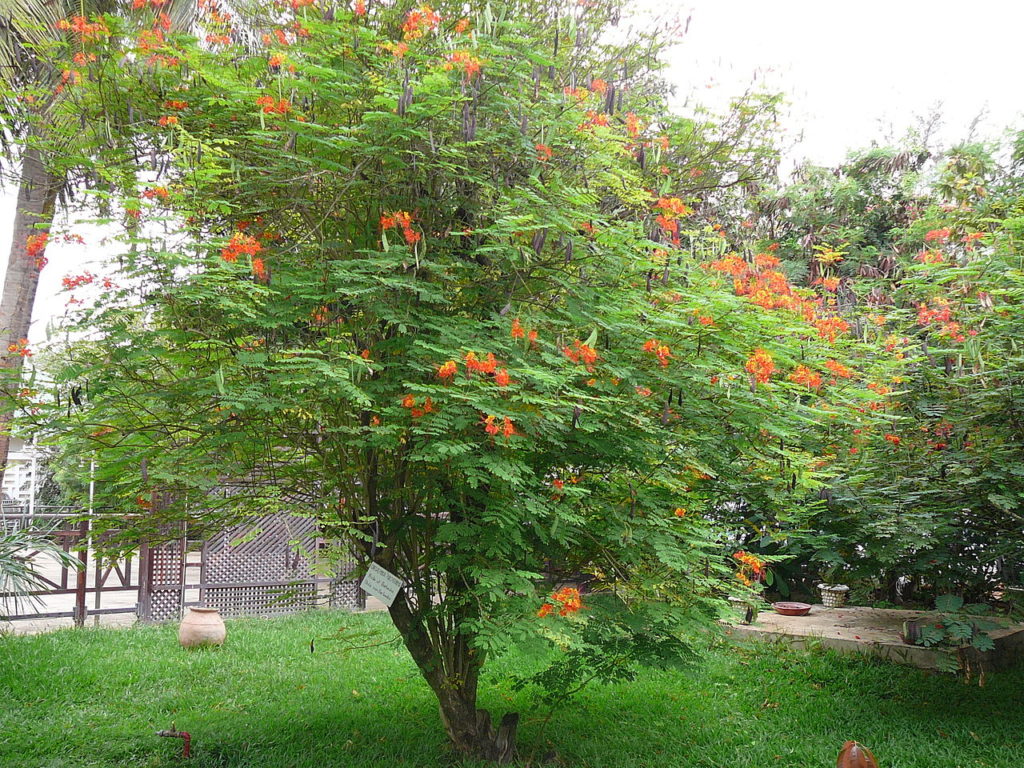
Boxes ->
[1,437,37,508]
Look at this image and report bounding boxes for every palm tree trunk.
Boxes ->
[0,143,60,492]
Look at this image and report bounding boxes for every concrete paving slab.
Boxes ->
[724,604,1024,670]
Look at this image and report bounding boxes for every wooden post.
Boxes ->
[137,540,152,622]
[72,518,89,627]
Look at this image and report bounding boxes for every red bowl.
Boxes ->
[773,601,812,616]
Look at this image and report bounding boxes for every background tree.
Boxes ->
[740,134,1024,607]
[0,0,197,488]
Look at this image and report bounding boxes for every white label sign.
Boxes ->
[359,561,403,607]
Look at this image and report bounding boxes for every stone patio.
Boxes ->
[724,604,1024,670]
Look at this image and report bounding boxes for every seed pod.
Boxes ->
[836,741,879,768]
[604,83,615,114]
[532,228,547,255]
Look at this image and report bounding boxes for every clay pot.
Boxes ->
[837,740,879,768]
[178,607,226,648]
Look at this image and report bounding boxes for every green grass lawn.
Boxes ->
[1,610,1021,767]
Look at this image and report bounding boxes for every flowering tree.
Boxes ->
[24,0,888,759]
[744,138,1024,604]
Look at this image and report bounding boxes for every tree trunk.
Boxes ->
[388,594,519,763]
[0,143,60,491]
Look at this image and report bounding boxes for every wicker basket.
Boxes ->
[817,583,849,608]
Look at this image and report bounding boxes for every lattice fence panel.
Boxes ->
[200,514,361,616]
[204,583,319,615]
[148,538,185,622]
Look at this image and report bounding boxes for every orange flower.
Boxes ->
[654,197,691,218]
[157,115,178,127]
[454,17,470,33]
[824,359,853,379]
[642,338,672,367]
[707,254,748,276]
[494,368,510,387]
[445,50,482,79]
[915,249,944,264]
[673,507,687,518]
[733,550,766,578]
[884,433,901,447]
[788,364,822,390]
[256,95,291,115]
[511,317,525,339]
[535,143,553,162]
[590,78,608,95]
[563,339,598,367]
[549,586,583,616]
[438,360,457,381]
[814,316,850,343]
[401,394,416,408]
[527,329,538,344]
[537,602,554,618]
[465,351,498,375]
[6,338,31,357]
[251,257,268,281]
[698,315,714,326]
[380,210,419,245]
[354,0,366,15]
[635,386,652,397]
[26,233,48,260]
[55,15,109,42]
[386,41,410,58]
[625,111,641,138]
[502,416,515,438]
[819,276,840,292]
[221,231,262,263]
[402,4,440,40]
[745,348,775,384]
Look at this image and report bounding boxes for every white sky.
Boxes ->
[4,0,1024,343]
[666,0,1024,166]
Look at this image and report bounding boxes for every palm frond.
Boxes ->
[0,527,81,617]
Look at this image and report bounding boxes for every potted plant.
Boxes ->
[817,564,850,608]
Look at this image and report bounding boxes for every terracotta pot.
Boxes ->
[836,740,879,768]
[178,607,226,648]
[773,601,812,616]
